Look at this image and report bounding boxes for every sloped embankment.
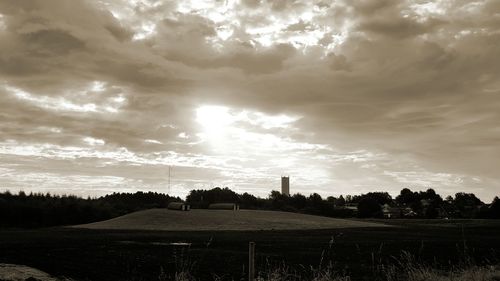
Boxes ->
[75,209,389,231]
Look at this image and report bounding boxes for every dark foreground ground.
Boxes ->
[0,219,499,281]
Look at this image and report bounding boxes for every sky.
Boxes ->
[0,0,499,201]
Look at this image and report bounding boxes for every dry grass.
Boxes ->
[166,265,500,281]
[74,209,388,231]
[159,248,500,281]
[255,266,351,281]
[383,265,500,281]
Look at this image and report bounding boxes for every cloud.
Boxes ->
[0,0,499,200]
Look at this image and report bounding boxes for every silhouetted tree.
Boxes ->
[490,197,500,219]
[290,193,307,210]
[396,188,418,206]
[452,192,483,218]
[308,193,323,207]
[423,189,441,202]
[424,203,440,219]
[269,190,289,210]
[364,192,393,205]
[240,192,260,209]
[186,187,239,208]
[335,195,346,207]
[358,197,383,218]
[479,196,500,219]
[0,191,180,228]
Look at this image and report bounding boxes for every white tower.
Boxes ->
[281,176,290,196]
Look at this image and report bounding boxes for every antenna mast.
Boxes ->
[168,165,171,195]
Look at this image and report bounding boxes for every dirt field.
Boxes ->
[75,209,389,231]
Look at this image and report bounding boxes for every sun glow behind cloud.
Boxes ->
[195,105,302,149]
[190,105,342,191]
[0,14,6,31]
[196,105,234,141]
[1,0,499,201]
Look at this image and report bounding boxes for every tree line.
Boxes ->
[186,187,500,219]
[1,187,499,228]
[0,191,181,228]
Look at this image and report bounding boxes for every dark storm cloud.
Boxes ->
[357,17,445,39]
[21,29,86,54]
[0,0,194,153]
[0,0,186,92]
[168,43,296,74]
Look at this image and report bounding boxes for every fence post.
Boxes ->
[249,241,255,281]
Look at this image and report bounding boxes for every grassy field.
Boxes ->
[0,217,499,280]
[75,209,388,231]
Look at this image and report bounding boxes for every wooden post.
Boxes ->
[248,242,255,281]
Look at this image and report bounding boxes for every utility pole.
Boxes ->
[248,242,255,281]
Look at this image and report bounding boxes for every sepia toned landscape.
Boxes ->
[1,188,500,280]
[1,0,500,280]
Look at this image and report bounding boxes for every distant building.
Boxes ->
[168,202,190,211]
[281,176,290,196]
[382,204,401,219]
[344,203,359,212]
[335,203,358,216]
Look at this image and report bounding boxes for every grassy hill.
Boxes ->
[74,209,388,231]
